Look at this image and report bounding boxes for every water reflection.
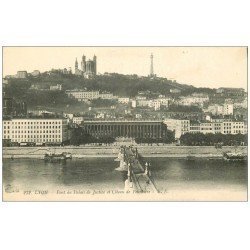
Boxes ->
[3,157,247,195]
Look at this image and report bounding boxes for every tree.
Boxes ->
[70,128,82,146]
[180,133,248,146]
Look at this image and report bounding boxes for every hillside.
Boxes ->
[3,72,207,109]
[6,72,196,93]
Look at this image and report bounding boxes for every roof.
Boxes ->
[3,117,66,121]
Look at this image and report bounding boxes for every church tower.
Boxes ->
[93,55,97,75]
[75,58,78,73]
[81,55,86,72]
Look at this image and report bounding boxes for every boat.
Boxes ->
[62,152,72,159]
[223,152,247,162]
[44,153,67,163]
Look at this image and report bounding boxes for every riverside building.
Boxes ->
[2,118,69,144]
[163,119,190,139]
[81,120,168,139]
[164,118,247,139]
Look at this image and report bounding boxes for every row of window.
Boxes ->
[4,130,62,134]
[223,122,244,125]
[4,121,63,125]
[6,134,62,139]
[224,131,243,134]
[10,139,62,142]
[4,126,62,129]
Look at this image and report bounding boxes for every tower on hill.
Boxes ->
[149,53,156,78]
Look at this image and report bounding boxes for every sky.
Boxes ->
[3,47,247,89]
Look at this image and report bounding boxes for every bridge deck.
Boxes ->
[122,146,158,193]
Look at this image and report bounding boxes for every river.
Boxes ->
[2,157,247,201]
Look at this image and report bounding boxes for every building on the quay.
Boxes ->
[163,119,190,139]
[164,117,247,139]
[81,120,168,139]
[190,120,246,135]
[2,118,69,144]
[75,54,97,78]
[222,120,245,134]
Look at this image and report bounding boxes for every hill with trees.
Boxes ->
[3,72,216,109]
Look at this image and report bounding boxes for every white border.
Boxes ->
[0,1,249,250]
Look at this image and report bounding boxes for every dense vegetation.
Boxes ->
[180,133,247,146]
[4,81,78,108]
[168,104,202,113]
[135,129,175,144]
[5,72,196,98]
[4,73,221,110]
[91,98,116,107]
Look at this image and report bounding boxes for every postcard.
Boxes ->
[2,46,247,201]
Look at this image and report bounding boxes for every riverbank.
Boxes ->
[2,145,247,159]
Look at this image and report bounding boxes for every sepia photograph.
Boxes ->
[2,46,248,201]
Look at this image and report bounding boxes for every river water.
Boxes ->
[2,157,247,201]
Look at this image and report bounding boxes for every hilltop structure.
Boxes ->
[75,54,97,78]
[149,53,156,78]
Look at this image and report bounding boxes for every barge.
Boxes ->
[44,152,72,163]
[223,152,247,162]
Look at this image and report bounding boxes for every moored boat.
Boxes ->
[62,152,72,159]
[44,153,67,163]
[223,152,247,162]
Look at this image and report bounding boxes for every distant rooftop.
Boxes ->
[3,117,66,121]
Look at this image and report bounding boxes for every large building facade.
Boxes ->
[66,89,100,101]
[65,89,115,102]
[81,120,168,139]
[2,118,69,144]
[165,118,247,139]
